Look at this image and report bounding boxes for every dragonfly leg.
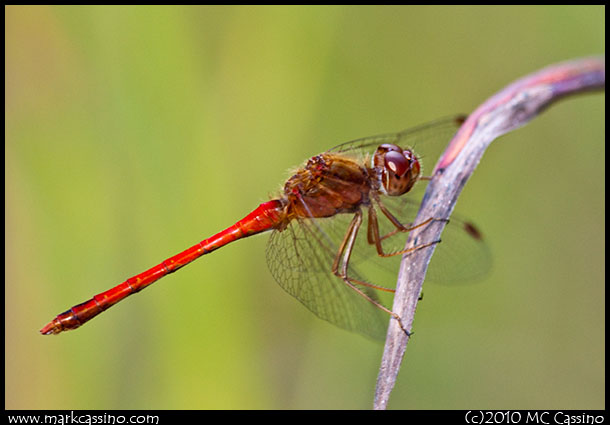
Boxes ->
[332,210,395,293]
[368,203,445,258]
[331,210,410,337]
[367,198,447,244]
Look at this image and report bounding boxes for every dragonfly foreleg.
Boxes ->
[368,202,446,257]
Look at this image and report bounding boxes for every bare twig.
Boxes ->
[373,56,605,410]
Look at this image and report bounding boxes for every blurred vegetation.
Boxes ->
[6,6,604,409]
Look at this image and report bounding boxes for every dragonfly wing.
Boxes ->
[367,194,492,284]
[266,215,390,341]
[328,115,465,176]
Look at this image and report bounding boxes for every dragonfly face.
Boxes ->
[371,143,421,197]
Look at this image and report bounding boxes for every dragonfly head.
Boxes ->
[373,143,421,196]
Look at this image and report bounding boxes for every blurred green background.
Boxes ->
[6,6,604,409]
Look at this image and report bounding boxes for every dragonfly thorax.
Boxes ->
[282,153,371,219]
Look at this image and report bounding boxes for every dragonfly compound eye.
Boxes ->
[384,151,409,176]
[380,148,421,196]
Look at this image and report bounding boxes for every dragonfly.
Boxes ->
[40,115,489,340]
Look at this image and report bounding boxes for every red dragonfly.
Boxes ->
[40,115,488,340]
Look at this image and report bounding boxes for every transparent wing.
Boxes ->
[351,194,491,285]
[266,215,390,341]
[328,115,465,176]
[265,197,490,340]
